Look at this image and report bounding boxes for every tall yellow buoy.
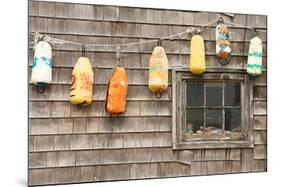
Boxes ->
[148,46,168,98]
[70,57,94,107]
[190,35,206,75]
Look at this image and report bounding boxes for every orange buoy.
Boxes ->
[105,65,128,114]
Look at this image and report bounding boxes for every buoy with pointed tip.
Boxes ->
[70,57,94,107]
[148,46,168,97]
[31,41,53,93]
[247,36,263,77]
[216,21,232,65]
[189,35,206,75]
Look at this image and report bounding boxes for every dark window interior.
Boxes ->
[185,80,242,140]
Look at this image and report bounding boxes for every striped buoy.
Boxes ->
[105,65,128,114]
[190,35,206,75]
[31,41,53,93]
[247,36,263,77]
[216,18,232,65]
[148,46,169,98]
[70,57,93,107]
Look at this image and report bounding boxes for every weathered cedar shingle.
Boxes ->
[34,136,55,152]
[76,150,95,165]
[206,161,227,175]
[254,86,267,99]
[254,130,267,145]
[29,102,50,118]
[30,118,58,135]
[54,167,81,184]
[29,152,47,168]
[252,159,267,172]
[254,72,267,85]
[54,135,71,150]
[254,145,267,159]
[80,166,94,182]
[68,4,94,19]
[241,148,253,172]
[254,115,267,130]
[46,152,59,167]
[254,101,267,115]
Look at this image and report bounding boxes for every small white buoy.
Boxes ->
[31,41,53,93]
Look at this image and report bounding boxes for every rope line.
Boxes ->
[29,17,266,52]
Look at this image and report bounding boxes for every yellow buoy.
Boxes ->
[190,35,206,75]
[70,57,93,107]
[148,46,168,97]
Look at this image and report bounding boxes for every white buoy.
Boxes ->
[247,36,263,77]
[31,41,53,93]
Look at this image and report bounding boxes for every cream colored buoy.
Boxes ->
[31,41,53,93]
[70,57,94,107]
[148,46,168,98]
[247,36,263,77]
[190,35,206,75]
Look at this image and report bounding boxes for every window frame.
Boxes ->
[172,68,254,150]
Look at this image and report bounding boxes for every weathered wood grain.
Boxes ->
[254,145,267,159]
[29,15,267,42]
[254,130,267,145]
[254,101,267,115]
[254,115,267,130]
[29,1,267,185]
[30,132,172,152]
[252,159,267,172]
[193,149,241,161]
[254,86,267,100]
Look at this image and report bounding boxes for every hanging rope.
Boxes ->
[81,44,86,56]
[116,45,121,66]
[29,17,266,62]
[29,19,220,49]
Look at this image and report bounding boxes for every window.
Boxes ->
[172,69,254,149]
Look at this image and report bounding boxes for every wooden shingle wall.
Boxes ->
[28,0,267,186]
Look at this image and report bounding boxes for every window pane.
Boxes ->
[186,109,204,133]
[225,82,241,106]
[206,109,222,130]
[206,83,222,106]
[186,81,204,106]
[225,108,241,132]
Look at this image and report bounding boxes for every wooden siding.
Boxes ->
[28,0,267,186]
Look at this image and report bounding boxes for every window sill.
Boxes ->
[173,140,254,150]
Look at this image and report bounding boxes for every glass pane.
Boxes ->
[186,81,204,106]
[186,109,204,133]
[225,108,241,132]
[206,83,222,106]
[206,109,222,130]
[225,82,241,106]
